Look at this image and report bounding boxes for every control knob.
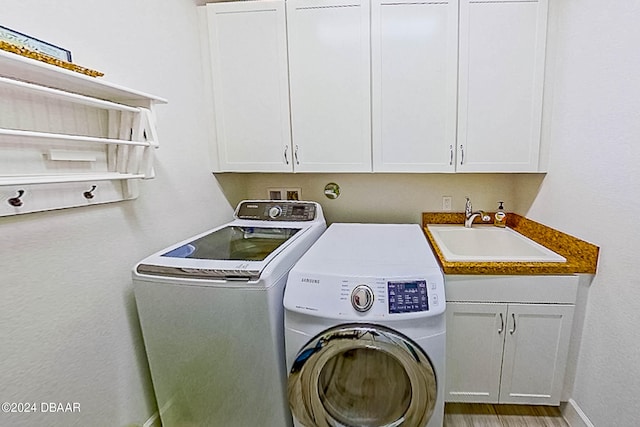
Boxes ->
[268,205,282,219]
[351,285,374,312]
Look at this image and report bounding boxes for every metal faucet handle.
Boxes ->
[463,195,490,227]
[464,197,472,216]
[464,211,491,228]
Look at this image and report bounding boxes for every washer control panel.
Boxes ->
[235,201,316,221]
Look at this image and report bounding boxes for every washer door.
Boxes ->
[288,324,437,427]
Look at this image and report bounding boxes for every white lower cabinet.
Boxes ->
[445,275,577,405]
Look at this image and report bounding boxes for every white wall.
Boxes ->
[527,1,640,425]
[0,1,233,426]
[219,172,543,225]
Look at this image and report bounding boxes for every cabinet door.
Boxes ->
[500,304,574,405]
[206,1,292,172]
[287,0,371,172]
[372,0,458,172]
[457,0,548,172]
[445,302,508,403]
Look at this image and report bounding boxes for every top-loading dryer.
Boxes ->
[284,223,446,427]
[133,200,326,427]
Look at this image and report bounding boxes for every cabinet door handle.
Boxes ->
[284,146,289,165]
[294,144,300,165]
[498,312,504,334]
[449,145,454,166]
[509,313,517,335]
[460,144,464,165]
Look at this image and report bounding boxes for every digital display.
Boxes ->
[292,205,306,216]
[388,280,428,314]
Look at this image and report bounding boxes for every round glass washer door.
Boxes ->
[288,324,437,427]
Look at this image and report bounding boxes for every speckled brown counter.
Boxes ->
[422,212,599,275]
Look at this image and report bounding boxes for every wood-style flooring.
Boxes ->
[444,403,569,427]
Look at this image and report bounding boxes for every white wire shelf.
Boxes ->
[0,128,151,147]
[0,50,165,216]
[0,49,167,105]
[0,76,142,113]
[0,173,146,186]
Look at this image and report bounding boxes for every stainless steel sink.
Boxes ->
[426,225,566,262]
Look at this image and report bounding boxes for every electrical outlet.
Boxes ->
[267,188,302,200]
[285,188,301,200]
[442,196,452,211]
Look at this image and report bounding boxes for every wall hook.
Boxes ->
[83,185,97,200]
[8,189,25,207]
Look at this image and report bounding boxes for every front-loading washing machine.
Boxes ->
[284,223,446,427]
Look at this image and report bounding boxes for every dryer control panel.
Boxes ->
[351,280,430,314]
[387,280,429,313]
[285,271,445,319]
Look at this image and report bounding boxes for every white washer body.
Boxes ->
[284,223,446,427]
[133,201,326,427]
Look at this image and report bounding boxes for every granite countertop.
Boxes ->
[422,212,599,275]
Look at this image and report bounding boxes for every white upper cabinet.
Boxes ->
[204,1,292,172]
[201,0,550,174]
[372,0,458,172]
[287,0,372,172]
[457,0,549,172]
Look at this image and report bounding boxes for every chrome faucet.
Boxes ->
[464,197,491,228]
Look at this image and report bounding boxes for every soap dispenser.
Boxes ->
[494,201,507,228]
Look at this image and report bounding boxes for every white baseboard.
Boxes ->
[561,399,595,427]
[143,411,161,427]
